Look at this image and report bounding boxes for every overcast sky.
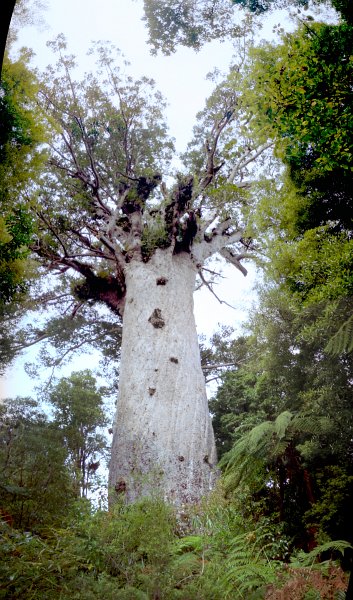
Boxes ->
[2,0,286,398]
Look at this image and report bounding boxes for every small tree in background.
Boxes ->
[0,396,74,530]
[47,370,109,498]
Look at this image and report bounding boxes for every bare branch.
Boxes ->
[37,211,70,257]
[203,362,238,371]
[198,270,236,309]
[201,266,226,279]
[227,141,274,183]
[197,110,235,194]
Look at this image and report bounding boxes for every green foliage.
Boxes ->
[245,19,353,317]
[141,217,169,259]
[142,0,250,55]
[325,314,353,355]
[0,208,33,302]
[0,491,350,599]
[304,467,353,541]
[248,20,353,195]
[0,397,75,530]
[291,540,353,568]
[211,280,353,548]
[81,499,177,594]
[0,54,45,303]
[45,370,109,497]
[232,0,352,21]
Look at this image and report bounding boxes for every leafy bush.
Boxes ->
[0,495,350,599]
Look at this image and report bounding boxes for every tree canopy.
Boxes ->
[142,0,254,55]
[25,34,273,330]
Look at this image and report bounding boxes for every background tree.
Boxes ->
[141,0,347,55]
[0,396,74,530]
[208,13,353,541]
[0,53,45,304]
[0,51,48,380]
[46,370,109,498]
[211,282,353,548]
[244,11,353,346]
[142,0,253,55]
[205,9,353,593]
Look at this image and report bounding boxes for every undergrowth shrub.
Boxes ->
[0,494,350,599]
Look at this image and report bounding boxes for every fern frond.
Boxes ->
[218,525,283,597]
[291,539,353,567]
[173,535,204,554]
[291,414,333,436]
[274,411,293,440]
[326,313,353,355]
[222,560,278,597]
[247,421,273,451]
[170,551,201,575]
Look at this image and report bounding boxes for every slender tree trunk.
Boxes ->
[109,248,218,505]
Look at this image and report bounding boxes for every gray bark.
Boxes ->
[109,248,218,504]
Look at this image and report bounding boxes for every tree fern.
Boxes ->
[219,412,296,493]
[290,540,353,568]
[220,410,335,495]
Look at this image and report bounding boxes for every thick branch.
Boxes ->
[219,247,248,276]
[192,219,243,265]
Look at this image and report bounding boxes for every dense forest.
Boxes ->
[1,0,353,597]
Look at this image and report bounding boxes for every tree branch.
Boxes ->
[198,270,236,309]
[203,362,238,371]
[227,141,274,183]
[198,109,235,194]
[192,219,243,265]
[219,247,248,276]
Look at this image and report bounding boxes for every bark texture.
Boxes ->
[109,248,218,504]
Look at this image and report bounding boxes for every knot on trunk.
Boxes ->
[148,308,165,329]
[115,480,126,495]
[156,277,168,285]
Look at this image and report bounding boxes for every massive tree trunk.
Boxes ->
[109,248,218,505]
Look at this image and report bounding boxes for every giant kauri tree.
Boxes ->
[32,36,272,505]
